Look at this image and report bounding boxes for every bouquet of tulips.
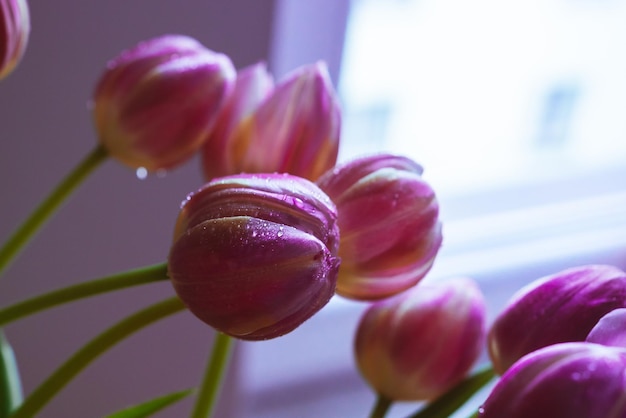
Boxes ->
[3,2,626,417]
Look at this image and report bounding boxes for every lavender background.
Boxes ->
[4,1,626,418]
[0,1,279,416]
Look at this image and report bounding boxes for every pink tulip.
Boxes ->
[201,61,341,181]
[354,277,486,401]
[317,154,442,300]
[0,0,30,80]
[488,264,626,374]
[168,173,340,340]
[93,34,235,172]
[480,342,626,418]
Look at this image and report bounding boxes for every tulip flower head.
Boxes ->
[317,154,442,300]
[479,342,626,418]
[488,264,626,374]
[354,277,486,401]
[201,61,341,181]
[168,173,340,340]
[93,34,236,172]
[0,0,30,80]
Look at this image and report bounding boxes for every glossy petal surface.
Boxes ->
[93,34,235,171]
[201,61,341,181]
[480,342,626,418]
[488,264,626,374]
[318,154,442,300]
[354,277,486,401]
[168,173,340,340]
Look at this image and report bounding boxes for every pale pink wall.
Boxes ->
[0,1,274,417]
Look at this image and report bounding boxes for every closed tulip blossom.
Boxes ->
[479,342,626,418]
[488,264,626,375]
[93,34,235,172]
[317,154,442,300]
[168,173,340,340]
[201,61,341,182]
[354,277,487,401]
[0,0,30,80]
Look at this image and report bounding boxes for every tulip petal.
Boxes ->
[93,34,236,171]
[586,308,626,349]
[487,264,626,374]
[354,277,486,401]
[0,0,30,80]
[168,173,340,340]
[480,342,626,418]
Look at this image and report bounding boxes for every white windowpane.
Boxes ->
[339,0,626,197]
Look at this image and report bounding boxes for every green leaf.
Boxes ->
[0,331,23,417]
[104,388,194,418]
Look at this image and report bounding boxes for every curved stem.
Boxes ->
[0,262,168,326]
[369,394,393,418]
[190,332,233,418]
[0,144,108,277]
[9,296,185,418]
[405,364,494,418]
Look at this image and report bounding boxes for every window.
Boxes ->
[339,0,626,201]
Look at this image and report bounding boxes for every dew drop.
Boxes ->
[136,167,148,180]
[155,169,167,178]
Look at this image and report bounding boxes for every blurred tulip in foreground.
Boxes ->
[168,173,340,340]
[317,154,442,300]
[354,277,486,401]
[488,264,626,374]
[93,34,235,172]
[201,61,340,181]
[0,0,30,80]
[479,342,626,418]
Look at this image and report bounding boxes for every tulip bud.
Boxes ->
[201,61,341,181]
[317,154,442,300]
[93,34,236,172]
[479,342,626,418]
[354,277,487,401]
[168,173,340,340]
[488,264,626,375]
[0,0,30,80]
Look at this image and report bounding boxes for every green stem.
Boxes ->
[0,262,168,326]
[405,364,494,418]
[0,144,108,277]
[9,296,185,418]
[190,332,233,418]
[369,394,393,418]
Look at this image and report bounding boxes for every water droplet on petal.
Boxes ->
[136,167,148,180]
